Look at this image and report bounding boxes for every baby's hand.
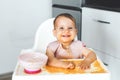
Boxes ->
[77,60,91,70]
[66,62,75,69]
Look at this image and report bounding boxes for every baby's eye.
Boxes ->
[68,27,74,30]
[59,27,64,30]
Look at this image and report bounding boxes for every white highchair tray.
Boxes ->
[12,58,110,80]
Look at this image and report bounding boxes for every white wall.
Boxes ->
[0,0,52,74]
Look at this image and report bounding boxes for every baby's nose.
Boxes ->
[64,29,70,32]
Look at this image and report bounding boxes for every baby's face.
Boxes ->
[53,16,77,44]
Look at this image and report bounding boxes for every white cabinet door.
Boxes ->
[107,55,120,80]
[95,49,120,80]
[82,7,120,59]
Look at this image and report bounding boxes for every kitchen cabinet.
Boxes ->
[95,50,120,80]
[82,7,120,80]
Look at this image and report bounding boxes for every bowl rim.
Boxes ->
[18,52,48,63]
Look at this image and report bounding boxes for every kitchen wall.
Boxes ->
[0,0,52,74]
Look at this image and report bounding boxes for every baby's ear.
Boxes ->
[75,28,78,34]
[52,29,57,37]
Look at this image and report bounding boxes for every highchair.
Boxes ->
[12,18,110,80]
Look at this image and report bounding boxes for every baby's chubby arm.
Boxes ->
[46,48,75,69]
[78,47,97,70]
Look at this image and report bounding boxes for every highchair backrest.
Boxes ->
[33,18,56,53]
[32,18,78,54]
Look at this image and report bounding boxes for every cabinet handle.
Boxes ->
[103,62,109,66]
[96,20,110,24]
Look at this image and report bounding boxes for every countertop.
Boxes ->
[83,4,120,12]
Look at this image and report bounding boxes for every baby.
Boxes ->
[46,13,97,70]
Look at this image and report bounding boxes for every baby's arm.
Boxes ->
[78,47,97,70]
[46,48,75,69]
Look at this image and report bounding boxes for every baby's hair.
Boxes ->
[53,13,76,29]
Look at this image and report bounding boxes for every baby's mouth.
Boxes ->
[62,35,71,37]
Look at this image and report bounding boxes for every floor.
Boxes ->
[0,72,12,80]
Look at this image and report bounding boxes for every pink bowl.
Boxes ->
[18,52,48,73]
